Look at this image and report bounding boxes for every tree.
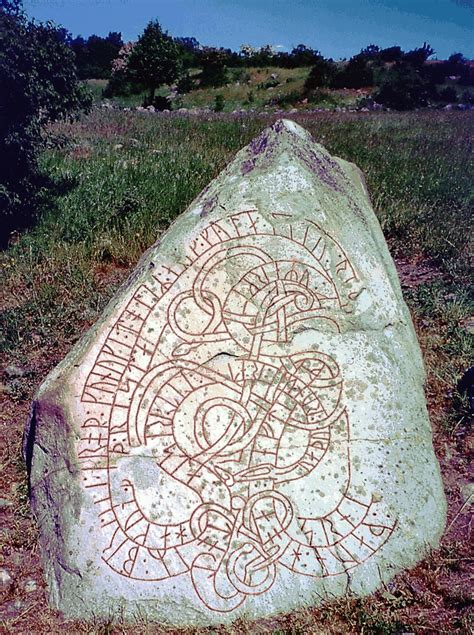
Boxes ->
[105,41,142,97]
[175,36,200,68]
[127,20,182,103]
[287,44,320,67]
[373,43,437,109]
[240,44,257,58]
[1,0,21,13]
[71,32,123,79]
[0,0,91,244]
[359,44,380,59]
[445,52,471,84]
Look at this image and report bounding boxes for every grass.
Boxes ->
[0,108,473,632]
[87,67,367,111]
[180,66,313,111]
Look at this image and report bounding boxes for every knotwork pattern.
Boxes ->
[78,210,396,612]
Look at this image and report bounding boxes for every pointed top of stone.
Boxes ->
[235,117,345,185]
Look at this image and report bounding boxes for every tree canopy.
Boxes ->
[0,0,91,244]
[127,20,182,102]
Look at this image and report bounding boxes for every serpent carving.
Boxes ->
[77,210,395,612]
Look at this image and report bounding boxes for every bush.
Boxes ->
[374,62,432,110]
[438,86,458,103]
[176,73,195,94]
[0,1,91,245]
[104,74,144,98]
[306,89,338,107]
[269,89,302,108]
[259,77,279,89]
[304,56,337,90]
[332,54,374,88]
[143,95,171,110]
[213,94,225,112]
[199,48,228,88]
[230,68,251,83]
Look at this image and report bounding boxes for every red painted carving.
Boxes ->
[78,211,395,612]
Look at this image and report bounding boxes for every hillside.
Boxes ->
[89,66,372,112]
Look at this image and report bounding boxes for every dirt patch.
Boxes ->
[395,257,446,289]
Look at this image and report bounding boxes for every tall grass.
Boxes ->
[39,110,473,269]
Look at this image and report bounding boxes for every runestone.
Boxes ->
[26,119,446,626]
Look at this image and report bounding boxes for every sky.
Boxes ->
[23,0,474,60]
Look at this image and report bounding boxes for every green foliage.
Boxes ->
[176,72,195,94]
[268,89,302,108]
[103,73,145,98]
[304,55,337,90]
[374,62,432,109]
[213,94,225,112]
[284,44,322,68]
[332,53,374,88]
[199,47,228,87]
[0,0,92,245]
[438,86,458,103]
[71,32,123,79]
[174,35,200,68]
[127,20,182,102]
[306,89,339,107]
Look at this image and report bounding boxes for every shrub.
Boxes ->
[304,55,337,90]
[269,89,302,108]
[0,0,91,245]
[374,62,433,110]
[259,77,279,89]
[176,73,195,94]
[306,89,338,107]
[199,47,228,87]
[144,95,172,110]
[438,86,458,103]
[332,54,374,89]
[230,68,251,83]
[213,94,225,112]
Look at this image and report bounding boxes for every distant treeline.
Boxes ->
[70,31,474,88]
[71,27,474,111]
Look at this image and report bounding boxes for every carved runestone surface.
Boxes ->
[25,119,446,626]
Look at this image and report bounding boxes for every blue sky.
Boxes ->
[23,0,473,59]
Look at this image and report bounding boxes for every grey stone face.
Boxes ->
[25,119,446,626]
